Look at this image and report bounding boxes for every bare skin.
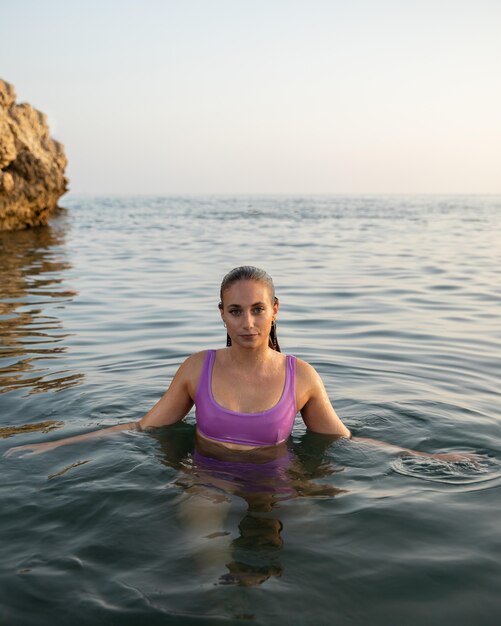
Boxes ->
[4,279,476,462]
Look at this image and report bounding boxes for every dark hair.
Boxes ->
[219,266,280,352]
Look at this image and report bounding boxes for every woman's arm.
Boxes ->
[296,359,351,438]
[296,360,477,462]
[4,352,204,458]
[3,421,137,457]
[352,436,479,462]
[137,351,202,430]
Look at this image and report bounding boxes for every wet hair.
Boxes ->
[219,266,280,352]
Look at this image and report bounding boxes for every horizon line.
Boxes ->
[63,191,501,197]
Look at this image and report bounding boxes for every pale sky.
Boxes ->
[2,0,500,194]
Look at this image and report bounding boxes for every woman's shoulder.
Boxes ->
[177,351,211,398]
[293,356,324,388]
[294,356,317,376]
[182,350,210,370]
[181,348,229,375]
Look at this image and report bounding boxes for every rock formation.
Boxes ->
[0,79,68,230]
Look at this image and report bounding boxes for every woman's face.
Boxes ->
[220,279,278,350]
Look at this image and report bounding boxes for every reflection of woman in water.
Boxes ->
[155,423,345,586]
[6,266,475,584]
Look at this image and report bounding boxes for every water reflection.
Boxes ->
[0,216,83,395]
[155,425,346,586]
[0,420,64,438]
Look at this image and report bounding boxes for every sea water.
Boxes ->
[1,195,500,625]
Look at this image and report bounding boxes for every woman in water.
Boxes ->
[6,265,470,461]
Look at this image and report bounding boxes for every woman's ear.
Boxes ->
[273,296,279,317]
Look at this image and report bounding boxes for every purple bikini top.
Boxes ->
[195,350,297,447]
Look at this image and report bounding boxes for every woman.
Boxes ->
[5,266,470,460]
[143,265,350,446]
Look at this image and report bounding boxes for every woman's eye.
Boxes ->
[253,307,265,314]
[229,310,240,316]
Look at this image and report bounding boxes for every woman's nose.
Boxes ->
[242,311,253,328]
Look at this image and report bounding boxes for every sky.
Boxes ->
[1,0,500,194]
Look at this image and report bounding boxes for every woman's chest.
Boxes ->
[211,365,286,413]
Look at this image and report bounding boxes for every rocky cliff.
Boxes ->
[0,79,68,230]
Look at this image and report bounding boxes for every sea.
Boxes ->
[1,195,500,625]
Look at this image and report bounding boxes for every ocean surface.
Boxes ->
[1,195,500,625]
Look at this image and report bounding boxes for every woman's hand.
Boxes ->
[4,440,63,458]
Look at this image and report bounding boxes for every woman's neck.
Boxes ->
[224,345,276,369]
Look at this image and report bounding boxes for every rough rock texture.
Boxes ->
[0,79,68,230]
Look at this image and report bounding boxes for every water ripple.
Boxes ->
[390,455,500,487]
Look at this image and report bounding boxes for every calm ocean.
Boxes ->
[1,195,500,625]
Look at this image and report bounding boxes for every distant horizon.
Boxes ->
[63,190,501,198]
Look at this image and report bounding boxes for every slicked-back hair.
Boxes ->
[219,266,280,352]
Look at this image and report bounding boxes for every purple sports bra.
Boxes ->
[195,350,297,447]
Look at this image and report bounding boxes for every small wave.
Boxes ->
[390,454,498,486]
